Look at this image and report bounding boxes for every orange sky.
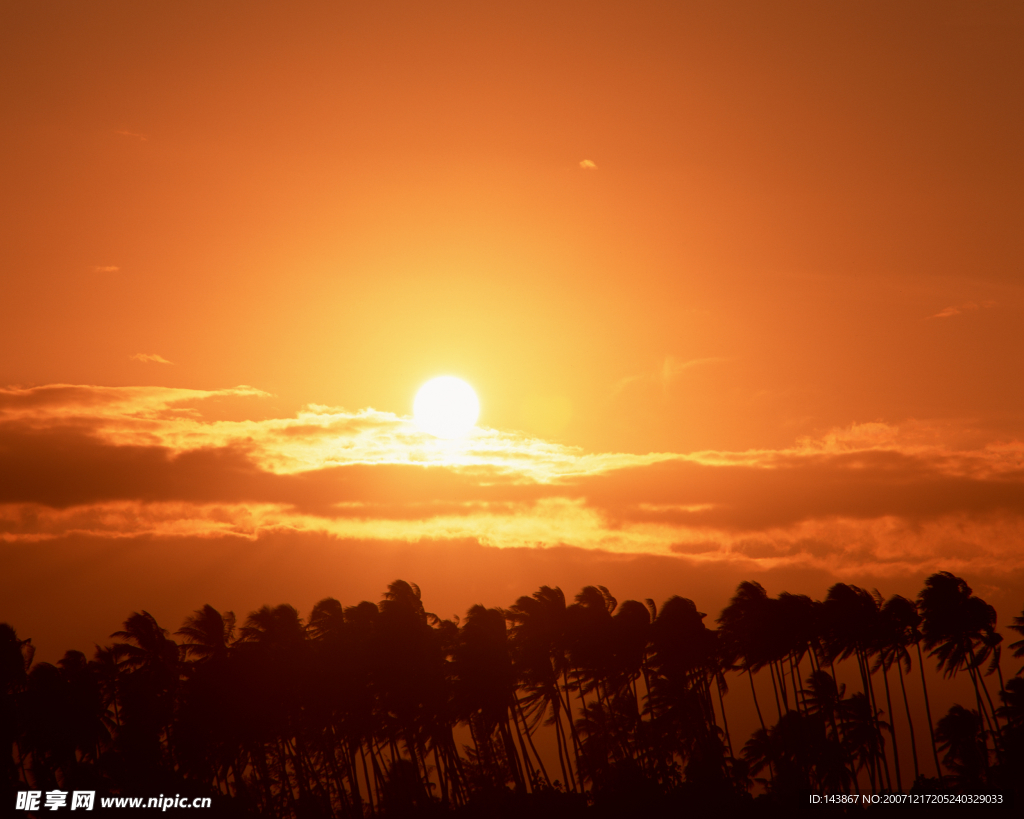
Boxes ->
[2,1,1023,659]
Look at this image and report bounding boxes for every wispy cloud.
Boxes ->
[928,300,996,319]
[579,159,597,170]
[612,356,725,396]
[91,265,120,273]
[130,353,174,365]
[114,130,148,142]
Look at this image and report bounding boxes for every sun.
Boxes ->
[413,376,480,439]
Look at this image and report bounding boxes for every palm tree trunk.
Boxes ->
[768,662,784,719]
[969,646,1003,739]
[359,742,375,815]
[896,662,920,781]
[966,664,995,772]
[715,670,734,758]
[914,642,942,779]
[789,653,803,713]
[853,651,880,791]
[747,668,767,733]
[508,711,536,792]
[552,707,572,791]
[514,696,550,786]
[774,660,790,712]
[499,720,525,792]
[880,662,903,792]
[432,742,450,806]
[559,670,584,789]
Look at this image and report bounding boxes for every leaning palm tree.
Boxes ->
[869,590,904,792]
[718,582,774,736]
[1,624,35,788]
[451,604,528,792]
[935,705,987,791]
[918,573,1003,757]
[506,586,580,791]
[821,584,891,791]
[109,611,180,766]
[877,594,938,780]
[647,595,730,789]
[1008,608,1024,676]
[176,604,236,663]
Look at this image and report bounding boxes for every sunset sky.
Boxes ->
[2,1,1023,662]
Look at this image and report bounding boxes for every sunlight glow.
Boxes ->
[413,376,480,439]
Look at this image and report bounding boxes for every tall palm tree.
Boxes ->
[876,594,936,780]
[109,611,180,768]
[0,623,34,789]
[918,573,1002,757]
[506,586,580,791]
[935,705,987,791]
[647,596,725,786]
[451,604,528,792]
[1007,608,1024,675]
[821,584,891,790]
[869,591,903,792]
[176,604,236,663]
[718,582,774,735]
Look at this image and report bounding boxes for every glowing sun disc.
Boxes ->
[413,376,480,439]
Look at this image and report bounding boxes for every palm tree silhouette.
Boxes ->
[918,572,1003,762]
[9,572,1024,813]
[507,585,581,792]
[718,582,773,737]
[451,604,529,792]
[1,623,34,789]
[177,604,236,663]
[822,583,892,790]
[935,705,987,791]
[109,611,180,771]
[876,594,936,781]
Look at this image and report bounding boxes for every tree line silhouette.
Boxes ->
[3,571,1023,816]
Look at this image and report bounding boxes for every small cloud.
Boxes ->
[130,353,174,365]
[928,300,995,319]
[612,356,725,396]
[579,159,597,170]
[91,265,120,273]
[115,130,148,142]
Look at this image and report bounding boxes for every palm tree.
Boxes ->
[234,604,315,814]
[876,594,936,781]
[822,584,891,790]
[935,705,987,791]
[374,580,461,807]
[918,573,1002,758]
[506,586,580,792]
[451,604,527,792]
[718,582,774,736]
[869,590,903,792]
[109,611,180,768]
[176,605,235,663]
[839,692,889,791]
[647,596,726,787]
[1008,608,1024,675]
[0,623,34,789]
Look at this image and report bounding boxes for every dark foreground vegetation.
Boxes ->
[3,571,1024,815]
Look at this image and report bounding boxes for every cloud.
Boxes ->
[91,265,120,273]
[928,300,996,319]
[612,356,725,396]
[1,384,1023,582]
[130,353,174,365]
[579,159,597,170]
